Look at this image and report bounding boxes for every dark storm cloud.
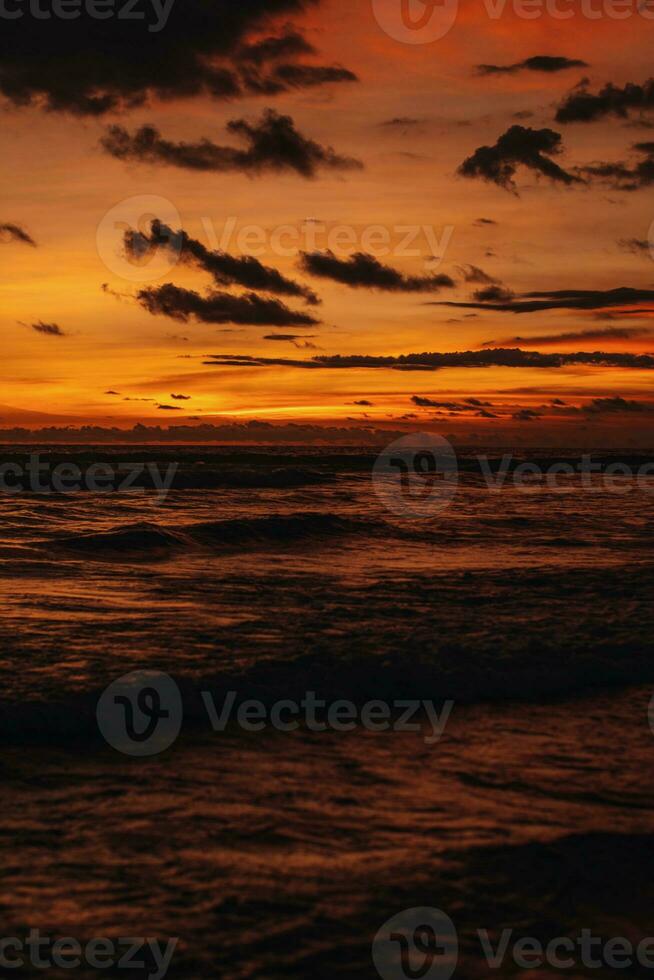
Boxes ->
[575,142,654,191]
[477,56,588,76]
[299,251,455,292]
[482,326,653,347]
[556,79,654,124]
[0,2,357,116]
[202,349,654,371]
[436,286,654,314]
[0,223,36,246]
[458,125,582,193]
[101,110,363,178]
[23,320,66,337]
[126,220,320,305]
[137,283,320,327]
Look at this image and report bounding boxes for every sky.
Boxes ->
[3,0,654,444]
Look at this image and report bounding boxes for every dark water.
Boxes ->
[1,446,654,977]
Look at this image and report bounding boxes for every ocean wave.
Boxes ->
[50,513,389,559]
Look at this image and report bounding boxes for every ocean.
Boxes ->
[1,445,653,978]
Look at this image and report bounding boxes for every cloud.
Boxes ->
[482,326,653,346]
[23,320,66,337]
[101,109,363,178]
[157,405,183,411]
[575,142,654,191]
[263,333,317,342]
[618,238,650,254]
[436,286,654,314]
[104,390,121,396]
[458,125,582,193]
[473,218,498,227]
[513,409,542,421]
[170,393,192,400]
[353,399,373,406]
[202,348,654,371]
[136,283,320,327]
[299,251,455,292]
[0,5,357,116]
[472,285,515,302]
[126,220,320,305]
[584,396,654,413]
[380,116,425,127]
[477,55,588,76]
[556,79,654,124]
[0,222,36,246]
[458,264,499,285]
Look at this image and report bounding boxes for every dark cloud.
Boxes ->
[238,30,316,66]
[126,220,319,305]
[104,390,121,396]
[618,238,650,254]
[353,399,373,406]
[157,405,183,411]
[203,348,654,371]
[0,4,357,116]
[299,251,455,292]
[575,142,654,191]
[477,56,588,76]
[482,326,653,347]
[556,79,654,124]
[0,222,36,246]
[263,333,317,341]
[472,285,515,303]
[24,320,66,337]
[137,283,320,327]
[513,409,542,421]
[458,125,582,193]
[473,218,498,227]
[584,396,654,413]
[171,394,192,400]
[101,110,363,178]
[458,264,499,285]
[436,286,654,314]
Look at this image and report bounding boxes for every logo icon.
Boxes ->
[373,908,458,980]
[97,671,183,756]
[371,0,459,43]
[373,433,458,521]
[96,194,182,282]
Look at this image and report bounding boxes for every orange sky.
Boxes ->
[3,0,654,441]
